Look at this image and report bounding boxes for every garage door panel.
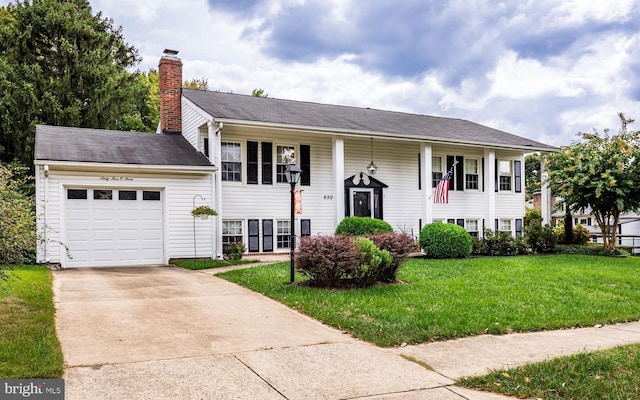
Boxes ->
[119,229,139,240]
[65,188,164,267]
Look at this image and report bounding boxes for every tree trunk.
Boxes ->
[564,208,574,245]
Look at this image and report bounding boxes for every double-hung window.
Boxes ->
[222,220,243,246]
[221,142,242,182]
[276,146,295,183]
[499,219,512,233]
[498,160,512,191]
[466,219,480,237]
[465,159,479,190]
[432,156,443,187]
[276,220,290,249]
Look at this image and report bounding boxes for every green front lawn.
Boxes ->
[219,255,640,347]
[172,258,258,270]
[458,343,640,399]
[0,265,63,378]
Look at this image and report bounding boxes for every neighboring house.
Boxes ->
[34,49,557,267]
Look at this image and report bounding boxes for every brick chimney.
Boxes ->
[159,49,182,134]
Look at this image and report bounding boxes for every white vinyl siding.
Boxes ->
[36,169,214,267]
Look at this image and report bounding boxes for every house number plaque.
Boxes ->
[99,176,134,182]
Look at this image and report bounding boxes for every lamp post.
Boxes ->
[286,163,302,283]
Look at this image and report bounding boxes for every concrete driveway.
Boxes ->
[55,265,504,399]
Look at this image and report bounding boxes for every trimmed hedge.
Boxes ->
[335,217,393,236]
[419,222,472,259]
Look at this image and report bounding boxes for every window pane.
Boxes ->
[67,189,87,199]
[221,143,241,162]
[500,219,511,231]
[119,190,137,200]
[93,190,112,200]
[143,191,161,201]
[499,160,511,175]
[465,159,478,174]
[432,156,442,172]
[277,146,295,164]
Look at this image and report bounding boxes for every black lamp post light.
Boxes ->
[286,163,302,283]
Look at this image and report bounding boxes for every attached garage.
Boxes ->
[65,188,164,267]
[34,125,218,268]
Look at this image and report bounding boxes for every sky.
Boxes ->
[5,0,640,147]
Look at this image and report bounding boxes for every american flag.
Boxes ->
[433,164,456,204]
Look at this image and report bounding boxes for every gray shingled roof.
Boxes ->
[183,88,557,151]
[35,125,213,167]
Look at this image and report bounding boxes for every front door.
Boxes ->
[350,188,374,217]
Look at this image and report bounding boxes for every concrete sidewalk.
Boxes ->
[54,265,640,399]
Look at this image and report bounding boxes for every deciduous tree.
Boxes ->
[546,113,640,251]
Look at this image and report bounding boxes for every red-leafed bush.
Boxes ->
[366,232,415,282]
[295,235,360,287]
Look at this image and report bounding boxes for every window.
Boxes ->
[465,159,479,190]
[466,219,480,237]
[143,191,161,201]
[499,160,512,191]
[203,137,209,158]
[276,146,295,183]
[432,156,443,187]
[222,142,242,182]
[93,190,112,200]
[119,190,137,200]
[499,219,512,233]
[222,220,243,246]
[277,220,290,249]
[67,189,87,199]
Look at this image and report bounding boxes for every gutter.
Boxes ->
[213,118,559,153]
[33,160,217,174]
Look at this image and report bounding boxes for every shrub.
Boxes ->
[295,235,360,287]
[573,224,590,245]
[524,222,557,254]
[419,223,472,259]
[352,237,392,287]
[558,244,629,257]
[335,216,393,236]
[555,222,591,246]
[0,164,36,268]
[223,241,246,260]
[475,229,529,256]
[366,232,415,282]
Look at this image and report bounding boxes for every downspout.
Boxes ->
[208,120,224,259]
[43,164,49,263]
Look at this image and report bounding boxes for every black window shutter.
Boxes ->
[446,156,455,191]
[418,154,421,190]
[455,155,464,191]
[262,142,272,185]
[247,141,258,184]
[300,145,310,186]
[482,158,485,192]
[515,219,523,237]
[456,219,465,227]
[248,219,259,252]
[588,218,592,225]
[204,137,209,158]
[495,159,499,192]
[495,219,499,230]
[262,220,273,252]
[301,219,311,237]
[514,160,522,193]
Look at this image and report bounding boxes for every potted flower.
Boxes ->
[191,205,217,220]
[223,241,246,261]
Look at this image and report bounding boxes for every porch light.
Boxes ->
[367,138,378,175]
[286,163,303,283]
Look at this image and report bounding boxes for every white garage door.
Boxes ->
[65,188,164,267]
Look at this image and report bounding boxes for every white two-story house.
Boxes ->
[34,50,556,267]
